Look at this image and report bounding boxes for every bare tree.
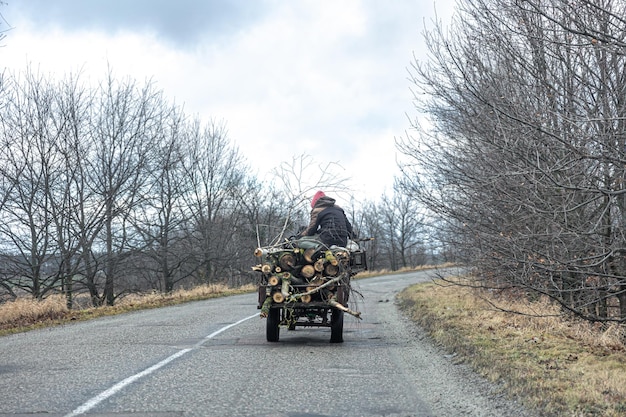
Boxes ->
[47,71,94,307]
[179,119,249,284]
[353,199,385,270]
[237,178,292,249]
[389,189,426,269]
[354,190,425,271]
[269,154,351,244]
[126,106,193,292]
[398,0,626,322]
[0,69,66,299]
[83,71,164,305]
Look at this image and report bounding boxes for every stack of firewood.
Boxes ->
[253,241,361,318]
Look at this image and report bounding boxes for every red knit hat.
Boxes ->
[311,191,325,208]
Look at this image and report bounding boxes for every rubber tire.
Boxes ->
[330,309,344,343]
[266,308,280,342]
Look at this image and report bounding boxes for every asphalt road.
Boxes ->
[0,269,530,417]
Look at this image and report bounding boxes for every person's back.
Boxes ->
[300,191,353,247]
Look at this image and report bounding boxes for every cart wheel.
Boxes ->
[266,308,280,342]
[330,308,344,343]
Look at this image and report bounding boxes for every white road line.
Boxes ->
[63,312,260,417]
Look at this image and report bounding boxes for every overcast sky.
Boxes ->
[1,0,454,203]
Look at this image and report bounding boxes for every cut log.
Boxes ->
[301,264,315,279]
[324,263,339,276]
[272,292,285,303]
[268,275,280,286]
[310,277,325,286]
[261,264,272,274]
[325,251,339,266]
[260,296,272,317]
[328,298,361,319]
[279,252,296,270]
[280,276,291,298]
[306,277,324,292]
[314,259,325,272]
[303,247,316,263]
[287,275,344,302]
[300,294,312,303]
[288,275,304,285]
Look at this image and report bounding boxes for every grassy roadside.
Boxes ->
[6,266,624,416]
[398,279,626,417]
[0,283,256,337]
[0,265,445,337]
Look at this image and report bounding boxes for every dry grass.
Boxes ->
[0,283,256,336]
[0,265,448,335]
[0,295,69,329]
[398,279,626,417]
[0,264,445,335]
[353,262,455,279]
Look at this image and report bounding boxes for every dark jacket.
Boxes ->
[301,196,353,247]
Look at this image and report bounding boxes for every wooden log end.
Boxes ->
[301,264,315,279]
[303,247,316,263]
[279,253,296,270]
[324,264,339,276]
[314,259,325,272]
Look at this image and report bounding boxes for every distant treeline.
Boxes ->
[0,68,431,308]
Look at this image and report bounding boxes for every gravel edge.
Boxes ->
[377,296,534,417]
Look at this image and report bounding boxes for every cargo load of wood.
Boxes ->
[253,241,361,319]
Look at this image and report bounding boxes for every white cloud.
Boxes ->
[1,0,456,201]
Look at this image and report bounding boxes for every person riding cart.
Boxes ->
[297,191,353,248]
[253,191,367,343]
